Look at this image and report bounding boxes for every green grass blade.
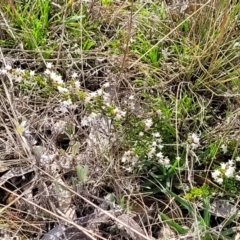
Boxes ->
[159,212,188,234]
[163,188,194,212]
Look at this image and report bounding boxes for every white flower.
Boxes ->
[221,144,228,154]
[153,132,160,138]
[103,82,110,88]
[16,68,25,75]
[139,132,144,136]
[16,120,27,134]
[81,116,89,126]
[50,71,63,84]
[81,112,99,126]
[225,166,235,178]
[57,86,69,93]
[89,112,98,120]
[152,141,157,147]
[121,151,138,165]
[157,153,170,168]
[1,69,7,74]
[125,151,132,156]
[221,162,227,170]
[192,133,199,142]
[55,100,73,113]
[5,65,12,71]
[236,156,240,162]
[96,89,103,97]
[156,152,164,159]
[84,96,92,104]
[212,169,221,179]
[163,157,170,167]
[233,42,240,48]
[46,62,53,69]
[15,68,21,73]
[50,71,57,81]
[113,108,126,120]
[144,119,153,129]
[89,92,97,98]
[190,133,200,150]
[15,76,23,83]
[70,103,78,110]
[57,105,68,114]
[45,68,51,75]
[191,143,199,150]
[74,80,80,89]
[218,192,224,197]
[55,75,63,85]
[147,147,156,158]
[121,156,127,163]
[236,175,240,181]
[228,159,234,166]
[190,133,200,149]
[30,70,35,76]
[125,166,133,173]
[102,92,111,102]
[129,95,134,100]
[215,177,224,185]
[158,144,163,150]
[72,72,78,78]
[121,151,130,163]
[62,99,72,106]
[115,112,126,121]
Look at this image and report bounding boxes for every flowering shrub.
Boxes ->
[3,61,240,196]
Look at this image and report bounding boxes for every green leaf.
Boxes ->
[71,142,81,155]
[76,165,88,182]
[159,212,188,234]
[167,158,180,177]
[65,15,85,23]
[163,188,194,213]
[203,197,211,227]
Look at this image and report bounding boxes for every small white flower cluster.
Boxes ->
[212,158,240,184]
[84,84,111,104]
[44,63,68,93]
[55,99,77,113]
[81,112,100,126]
[0,64,35,83]
[45,63,79,93]
[121,94,136,112]
[147,132,170,168]
[143,118,153,130]
[189,133,200,150]
[14,67,25,82]
[221,144,228,154]
[0,62,80,97]
[121,150,138,172]
[113,107,126,121]
[45,63,81,111]
[83,82,127,121]
[70,71,80,90]
[0,64,12,75]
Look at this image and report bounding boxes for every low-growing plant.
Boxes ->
[2,0,240,239]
